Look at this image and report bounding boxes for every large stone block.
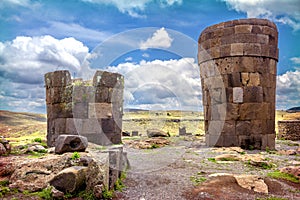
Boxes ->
[89,103,112,119]
[93,71,124,88]
[44,70,71,88]
[72,102,89,119]
[243,86,263,103]
[55,135,88,154]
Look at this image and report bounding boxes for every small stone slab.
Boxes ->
[55,135,88,154]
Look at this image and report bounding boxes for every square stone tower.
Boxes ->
[44,70,124,146]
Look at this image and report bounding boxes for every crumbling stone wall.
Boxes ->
[45,70,124,147]
[198,19,278,150]
[278,121,300,141]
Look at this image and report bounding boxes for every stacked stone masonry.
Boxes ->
[198,19,278,150]
[45,70,124,147]
[278,121,300,141]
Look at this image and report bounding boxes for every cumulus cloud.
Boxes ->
[222,0,300,30]
[81,0,182,17]
[106,58,202,111]
[277,70,300,109]
[0,35,90,112]
[140,28,173,50]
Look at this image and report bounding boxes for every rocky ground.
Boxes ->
[0,136,300,199]
[114,136,300,200]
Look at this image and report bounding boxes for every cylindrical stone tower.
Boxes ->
[198,19,278,150]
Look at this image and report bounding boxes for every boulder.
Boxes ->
[234,175,268,194]
[55,135,88,154]
[0,137,11,155]
[280,166,300,179]
[9,154,73,192]
[147,129,169,138]
[27,145,46,153]
[215,154,241,161]
[49,166,88,193]
[0,143,7,155]
[278,149,297,155]
[122,131,130,136]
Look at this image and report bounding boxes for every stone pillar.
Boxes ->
[45,70,124,147]
[198,19,278,150]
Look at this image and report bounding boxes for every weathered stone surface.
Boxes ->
[234,175,268,194]
[147,129,170,138]
[45,70,124,147]
[50,166,87,193]
[0,143,7,155]
[280,166,300,179]
[179,127,186,136]
[9,154,73,192]
[8,151,111,197]
[278,120,300,141]
[199,19,278,149]
[55,135,88,154]
[132,131,139,136]
[215,154,240,161]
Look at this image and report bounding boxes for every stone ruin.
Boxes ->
[278,120,300,141]
[44,70,124,147]
[198,19,278,150]
[45,18,279,151]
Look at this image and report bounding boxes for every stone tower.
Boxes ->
[198,19,278,150]
[45,70,124,147]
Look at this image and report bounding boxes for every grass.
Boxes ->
[256,197,288,200]
[102,187,114,199]
[207,158,216,163]
[71,152,81,160]
[190,173,207,186]
[267,170,299,183]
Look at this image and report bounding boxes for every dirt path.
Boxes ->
[114,137,300,200]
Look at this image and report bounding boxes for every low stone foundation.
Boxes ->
[278,120,300,141]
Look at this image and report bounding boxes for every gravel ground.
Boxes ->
[114,137,300,200]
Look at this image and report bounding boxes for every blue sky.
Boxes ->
[0,0,299,113]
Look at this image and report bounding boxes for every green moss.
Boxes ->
[71,152,80,160]
[102,187,114,199]
[34,187,53,200]
[267,170,299,183]
[78,190,95,200]
[149,143,160,149]
[0,186,10,198]
[33,138,42,143]
[190,175,207,186]
[0,180,9,187]
[207,158,216,163]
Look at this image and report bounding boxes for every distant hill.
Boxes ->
[124,108,149,112]
[0,110,46,137]
[286,107,300,113]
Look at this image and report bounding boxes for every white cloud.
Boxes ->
[106,58,202,111]
[140,27,173,50]
[0,35,90,112]
[26,21,110,45]
[0,0,31,7]
[125,57,133,61]
[277,70,300,109]
[222,0,300,30]
[81,0,182,18]
[291,57,300,64]
[142,53,150,58]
